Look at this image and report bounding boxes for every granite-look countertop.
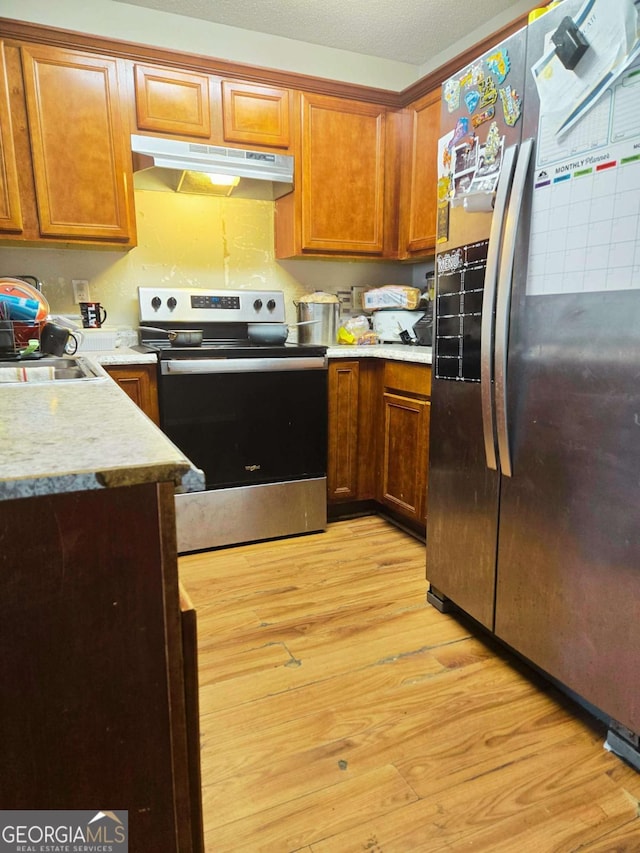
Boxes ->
[88,345,433,366]
[91,347,157,365]
[0,362,203,502]
[326,344,432,364]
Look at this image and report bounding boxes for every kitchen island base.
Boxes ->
[0,481,202,851]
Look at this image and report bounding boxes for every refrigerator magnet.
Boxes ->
[472,106,495,128]
[486,49,511,83]
[444,78,461,112]
[499,85,522,126]
[437,203,450,243]
[479,76,499,108]
[465,90,481,113]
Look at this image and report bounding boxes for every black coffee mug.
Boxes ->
[40,322,79,356]
[79,302,107,329]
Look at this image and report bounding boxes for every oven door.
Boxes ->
[159,356,327,489]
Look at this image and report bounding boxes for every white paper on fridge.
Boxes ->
[532,0,640,137]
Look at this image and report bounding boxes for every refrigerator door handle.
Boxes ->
[494,137,534,478]
[480,143,518,471]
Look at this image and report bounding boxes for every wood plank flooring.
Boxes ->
[178,516,640,852]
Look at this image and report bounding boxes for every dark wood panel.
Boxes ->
[0,483,194,851]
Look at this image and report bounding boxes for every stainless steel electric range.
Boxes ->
[136,286,328,552]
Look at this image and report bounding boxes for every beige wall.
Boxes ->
[0,0,418,90]
[2,0,534,90]
[1,191,420,329]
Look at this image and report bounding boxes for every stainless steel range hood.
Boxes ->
[131,134,294,200]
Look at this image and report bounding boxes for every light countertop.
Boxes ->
[1,343,429,502]
[89,345,433,366]
[0,356,203,503]
[326,344,432,364]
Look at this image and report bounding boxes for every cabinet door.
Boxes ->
[0,42,22,233]
[106,364,160,425]
[381,392,430,524]
[400,90,439,257]
[301,93,385,254]
[134,63,212,138]
[221,80,290,149]
[328,360,360,500]
[20,44,133,242]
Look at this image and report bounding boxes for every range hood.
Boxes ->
[131,134,294,200]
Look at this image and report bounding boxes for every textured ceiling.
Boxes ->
[111,0,530,66]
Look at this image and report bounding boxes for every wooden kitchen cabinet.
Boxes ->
[0,41,135,246]
[276,93,391,258]
[133,63,213,138]
[105,363,160,425]
[398,89,440,259]
[0,42,23,233]
[380,361,431,526]
[221,80,291,149]
[0,481,202,850]
[328,357,431,534]
[327,358,378,503]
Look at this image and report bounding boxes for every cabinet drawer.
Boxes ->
[383,361,431,398]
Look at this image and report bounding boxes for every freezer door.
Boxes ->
[427,29,528,628]
[427,376,499,630]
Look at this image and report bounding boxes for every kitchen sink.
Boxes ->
[0,355,105,382]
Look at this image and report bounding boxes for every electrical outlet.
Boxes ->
[72,279,90,303]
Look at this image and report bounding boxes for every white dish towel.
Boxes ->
[0,366,56,383]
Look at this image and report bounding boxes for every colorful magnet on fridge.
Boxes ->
[470,61,484,86]
[465,90,481,113]
[437,202,450,243]
[444,78,461,112]
[486,49,510,84]
[479,76,498,108]
[451,116,470,146]
[459,70,473,89]
[437,175,453,202]
[472,106,495,128]
[484,121,501,164]
[499,85,522,127]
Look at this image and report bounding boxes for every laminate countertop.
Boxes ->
[0,354,203,503]
[88,345,433,366]
[326,344,432,364]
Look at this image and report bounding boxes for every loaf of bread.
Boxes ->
[363,286,421,310]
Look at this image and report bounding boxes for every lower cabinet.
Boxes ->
[379,361,431,526]
[0,481,202,850]
[327,358,379,503]
[327,357,431,532]
[105,363,160,425]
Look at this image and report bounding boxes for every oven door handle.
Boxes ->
[161,357,327,374]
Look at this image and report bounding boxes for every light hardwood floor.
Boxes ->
[178,515,640,852]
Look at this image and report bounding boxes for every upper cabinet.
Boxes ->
[398,89,440,259]
[277,92,397,258]
[0,41,135,247]
[131,65,293,151]
[133,63,212,138]
[221,80,291,149]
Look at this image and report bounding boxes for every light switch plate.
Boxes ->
[72,279,90,303]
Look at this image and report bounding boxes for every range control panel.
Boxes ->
[138,287,286,324]
[191,294,240,310]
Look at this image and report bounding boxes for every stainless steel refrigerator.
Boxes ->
[427,0,640,759]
